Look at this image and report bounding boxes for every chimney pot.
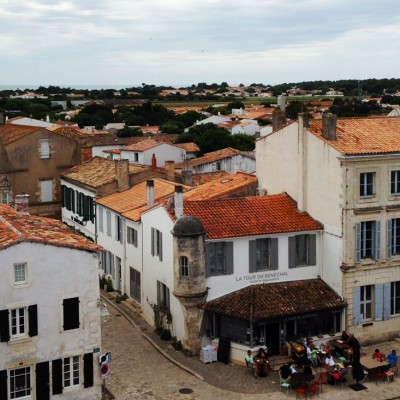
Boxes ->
[147,180,154,208]
[151,154,157,169]
[15,194,29,215]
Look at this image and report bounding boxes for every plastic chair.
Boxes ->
[245,359,255,376]
[279,371,291,395]
[308,383,319,398]
[313,379,323,394]
[385,370,395,382]
[295,386,307,399]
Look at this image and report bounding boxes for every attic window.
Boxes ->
[220,179,233,184]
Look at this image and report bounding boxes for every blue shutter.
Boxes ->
[375,284,384,321]
[387,219,392,259]
[355,223,361,263]
[225,242,234,275]
[375,221,381,260]
[353,287,361,325]
[383,282,391,320]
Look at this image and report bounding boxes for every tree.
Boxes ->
[160,121,184,134]
[116,127,143,138]
[285,101,305,119]
[230,134,255,151]
[227,101,245,111]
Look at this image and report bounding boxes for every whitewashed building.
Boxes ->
[0,199,102,400]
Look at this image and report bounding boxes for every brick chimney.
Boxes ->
[322,113,337,140]
[151,154,157,169]
[165,161,175,181]
[15,194,29,215]
[116,159,130,192]
[272,107,286,132]
[174,186,183,219]
[147,180,154,208]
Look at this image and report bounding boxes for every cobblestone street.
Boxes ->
[101,296,400,400]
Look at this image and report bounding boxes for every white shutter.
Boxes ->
[40,180,53,202]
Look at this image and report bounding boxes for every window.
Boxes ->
[288,234,316,268]
[98,207,104,233]
[249,238,278,272]
[157,281,170,310]
[39,139,50,159]
[9,366,31,399]
[14,263,27,285]
[356,221,380,262]
[360,172,375,198]
[106,210,111,237]
[205,241,233,277]
[1,192,10,205]
[76,193,94,222]
[388,218,400,257]
[180,256,189,277]
[0,305,37,342]
[10,308,26,338]
[62,186,76,212]
[64,356,80,388]
[40,180,53,202]
[115,215,123,243]
[63,297,80,330]
[127,227,138,247]
[134,152,139,162]
[391,281,400,316]
[151,228,163,261]
[391,170,400,195]
[360,285,372,321]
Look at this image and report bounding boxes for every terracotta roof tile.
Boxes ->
[192,171,230,186]
[61,157,150,188]
[122,138,162,152]
[0,124,40,145]
[183,194,322,239]
[0,205,100,252]
[202,279,345,321]
[308,116,400,155]
[174,142,200,152]
[184,172,257,201]
[175,147,251,169]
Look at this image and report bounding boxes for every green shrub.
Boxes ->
[172,339,183,351]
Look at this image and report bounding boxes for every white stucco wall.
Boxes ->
[61,180,96,240]
[194,155,256,174]
[121,144,186,167]
[140,207,186,341]
[0,242,101,399]
[92,145,123,158]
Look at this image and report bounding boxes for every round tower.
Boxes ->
[172,215,208,355]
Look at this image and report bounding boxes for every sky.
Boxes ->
[1,0,399,87]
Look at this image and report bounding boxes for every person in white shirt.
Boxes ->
[325,353,335,367]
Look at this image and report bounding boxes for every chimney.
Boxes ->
[322,113,337,140]
[277,95,286,112]
[0,112,4,125]
[272,107,286,132]
[165,160,175,181]
[46,114,50,123]
[147,180,154,208]
[174,186,183,219]
[298,112,310,129]
[116,159,130,191]
[182,159,193,186]
[151,154,157,169]
[15,194,29,215]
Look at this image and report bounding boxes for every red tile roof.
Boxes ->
[202,279,345,321]
[0,205,101,252]
[183,194,322,239]
[174,142,200,152]
[308,116,400,155]
[0,124,40,145]
[122,138,162,152]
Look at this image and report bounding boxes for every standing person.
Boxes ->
[348,333,364,384]
[341,330,350,342]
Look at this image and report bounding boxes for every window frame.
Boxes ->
[127,227,138,247]
[360,285,373,321]
[360,172,375,198]
[391,281,400,316]
[9,366,32,399]
[180,256,189,277]
[288,234,316,268]
[9,307,27,339]
[63,355,80,389]
[39,139,50,159]
[390,218,400,257]
[208,241,226,275]
[157,281,170,310]
[151,228,163,261]
[391,170,400,195]
[14,263,27,286]
[360,220,375,259]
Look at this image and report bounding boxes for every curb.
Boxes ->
[100,294,205,382]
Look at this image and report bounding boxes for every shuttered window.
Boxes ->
[157,281,170,310]
[288,234,316,268]
[205,241,234,277]
[391,281,400,316]
[63,297,80,330]
[36,361,50,400]
[249,238,278,272]
[355,221,381,262]
[360,172,375,197]
[83,353,94,388]
[52,359,63,395]
[151,228,163,261]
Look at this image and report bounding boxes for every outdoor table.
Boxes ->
[291,372,315,388]
[361,356,385,370]
[330,339,349,351]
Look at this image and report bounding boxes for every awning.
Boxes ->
[201,278,346,321]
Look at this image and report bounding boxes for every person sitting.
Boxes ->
[385,349,398,371]
[325,353,335,367]
[245,350,256,376]
[372,349,386,362]
[309,348,318,367]
[255,347,269,377]
[304,365,313,376]
[279,363,293,382]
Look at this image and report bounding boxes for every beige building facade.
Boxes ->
[256,114,400,344]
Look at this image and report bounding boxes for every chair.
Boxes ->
[308,383,319,398]
[295,386,307,399]
[385,370,395,383]
[360,370,369,383]
[313,379,323,394]
[245,359,255,376]
[279,371,291,395]
[375,368,385,384]
[319,367,329,384]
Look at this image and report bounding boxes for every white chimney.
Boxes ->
[15,194,29,215]
[174,186,183,219]
[147,180,154,208]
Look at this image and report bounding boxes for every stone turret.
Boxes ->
[172,215,208,355]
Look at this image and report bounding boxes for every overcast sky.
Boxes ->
[1,0,399,87]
